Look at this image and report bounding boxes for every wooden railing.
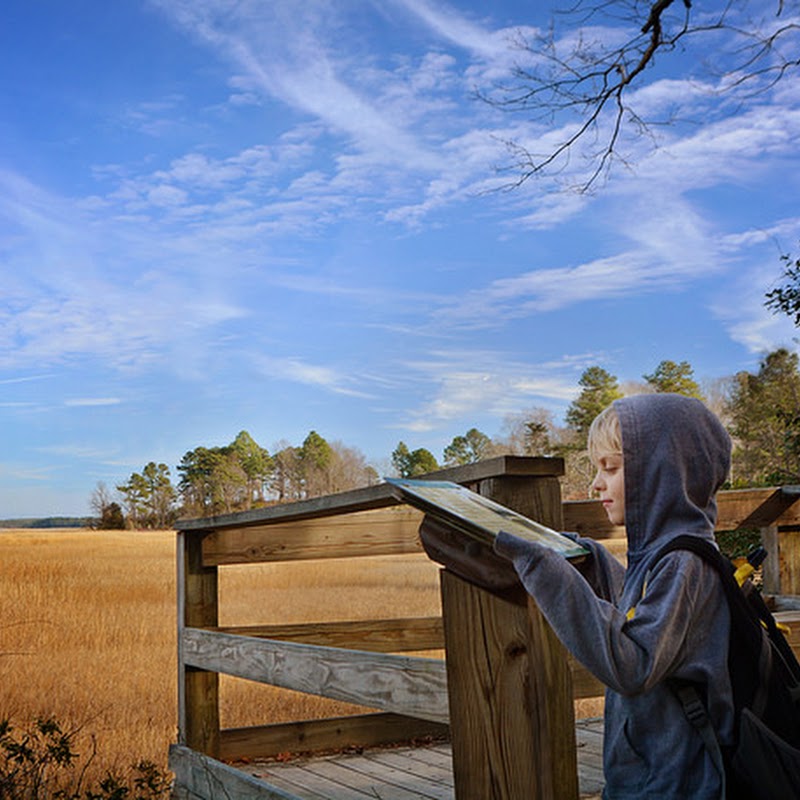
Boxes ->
[169,458,800,800]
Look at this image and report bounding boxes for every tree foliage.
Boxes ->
[99,502,125,530]
[565,366,624,446]
[177,432,273,517]
[443,427,493,466]
[92,353,800,521]
[266,433,375,502]
[117,463,177,529]
[726,348,800,486]
[391,441,439,477]
[270,442,303,503]
[485,0,797,190]
[89,482,125,529]
[300,430,334,497]
[643,359,704,399]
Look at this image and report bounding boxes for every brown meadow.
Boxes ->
[0,528,443,779]
[0,527,603,782]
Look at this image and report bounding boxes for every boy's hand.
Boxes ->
[494,529,550,563]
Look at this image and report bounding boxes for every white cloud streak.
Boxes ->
[394,350,588,431]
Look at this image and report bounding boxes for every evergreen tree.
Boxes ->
[727,348,800,486]
[300,430,334,497]
[565,367,623,447]
[118,462,177,528]
[177,446,225,517]
[142,462,177,528]
[177,431,272,516]
[391,441,438,477]
[443,428,493,466]
[230,430,273,506]
[391,442,412,477]
[498,407,560,456]
[644,360,704,399]
[116,471,149,528]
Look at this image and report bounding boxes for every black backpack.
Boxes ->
[653,535,800,799]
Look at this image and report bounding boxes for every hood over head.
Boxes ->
[614,393,731,567]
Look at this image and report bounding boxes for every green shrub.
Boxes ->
[716,528,762,560]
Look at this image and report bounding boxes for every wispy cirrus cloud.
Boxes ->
[436,235,714,327]
[152,0,444,170]
[64,398,122,407]
[388,0,519,59]
[393,349,591,431]
[252,354,374,398]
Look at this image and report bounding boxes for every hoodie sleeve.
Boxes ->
[494,530,712,695]
[561,531,626,603]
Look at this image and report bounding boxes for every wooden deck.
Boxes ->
[224,718,605,800]
[171,472,800,800]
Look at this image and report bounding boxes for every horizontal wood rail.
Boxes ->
[563,486,800,539]
[201,506,424,565]
[172,459,800,800]
[183,627,449,723]
[213,616,444,652]
[217,712,449,762]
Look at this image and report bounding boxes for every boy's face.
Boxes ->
[592,452,625,526]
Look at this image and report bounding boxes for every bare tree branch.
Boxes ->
[481,0,796,191]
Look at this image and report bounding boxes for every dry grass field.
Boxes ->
[0,527,605,785]
[0,528,443,781]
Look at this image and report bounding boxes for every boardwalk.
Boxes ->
[233,718,605,800]
[171,468,800,800]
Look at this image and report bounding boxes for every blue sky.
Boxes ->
[2,1,799,517]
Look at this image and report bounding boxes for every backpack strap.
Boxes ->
[672,681,727,798]
[651,536,734,797]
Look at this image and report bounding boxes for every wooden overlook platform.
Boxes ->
[169,458,800,800]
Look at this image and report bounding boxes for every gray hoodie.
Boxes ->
[495,393,734,799]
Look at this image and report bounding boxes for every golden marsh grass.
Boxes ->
[0,527,603,782]
[0,528,442,778]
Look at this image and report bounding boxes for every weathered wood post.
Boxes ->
[432,457,579,800]
[726,485,800,596]
[177,530,220,758]
[763,524,800,595]
[768,486,800,596]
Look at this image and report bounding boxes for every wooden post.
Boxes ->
[763,526,800,596]
[178,530,220,758]
[783,530,800,595]
[441,459,579,800]
[761,525,781,595]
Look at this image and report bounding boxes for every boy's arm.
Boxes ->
[495,531,709,695]
[561,531,626,603]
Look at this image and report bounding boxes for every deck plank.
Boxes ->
[235,718,605,799]
[325,754,453,799]
[362,746,454,785]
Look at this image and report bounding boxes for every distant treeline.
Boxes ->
[0,517,93,529]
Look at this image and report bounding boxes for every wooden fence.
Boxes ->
[169,457,800,799]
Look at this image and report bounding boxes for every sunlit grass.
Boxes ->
[0,527,606,783]
[0,528,442,778]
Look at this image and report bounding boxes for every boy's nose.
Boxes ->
[591,471,604,492]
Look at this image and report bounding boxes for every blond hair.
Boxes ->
[587,404,622,465]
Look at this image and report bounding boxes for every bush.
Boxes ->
[0,717,171,799]
[716,528,762,560]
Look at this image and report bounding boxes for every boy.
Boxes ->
[494,393,735,799]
